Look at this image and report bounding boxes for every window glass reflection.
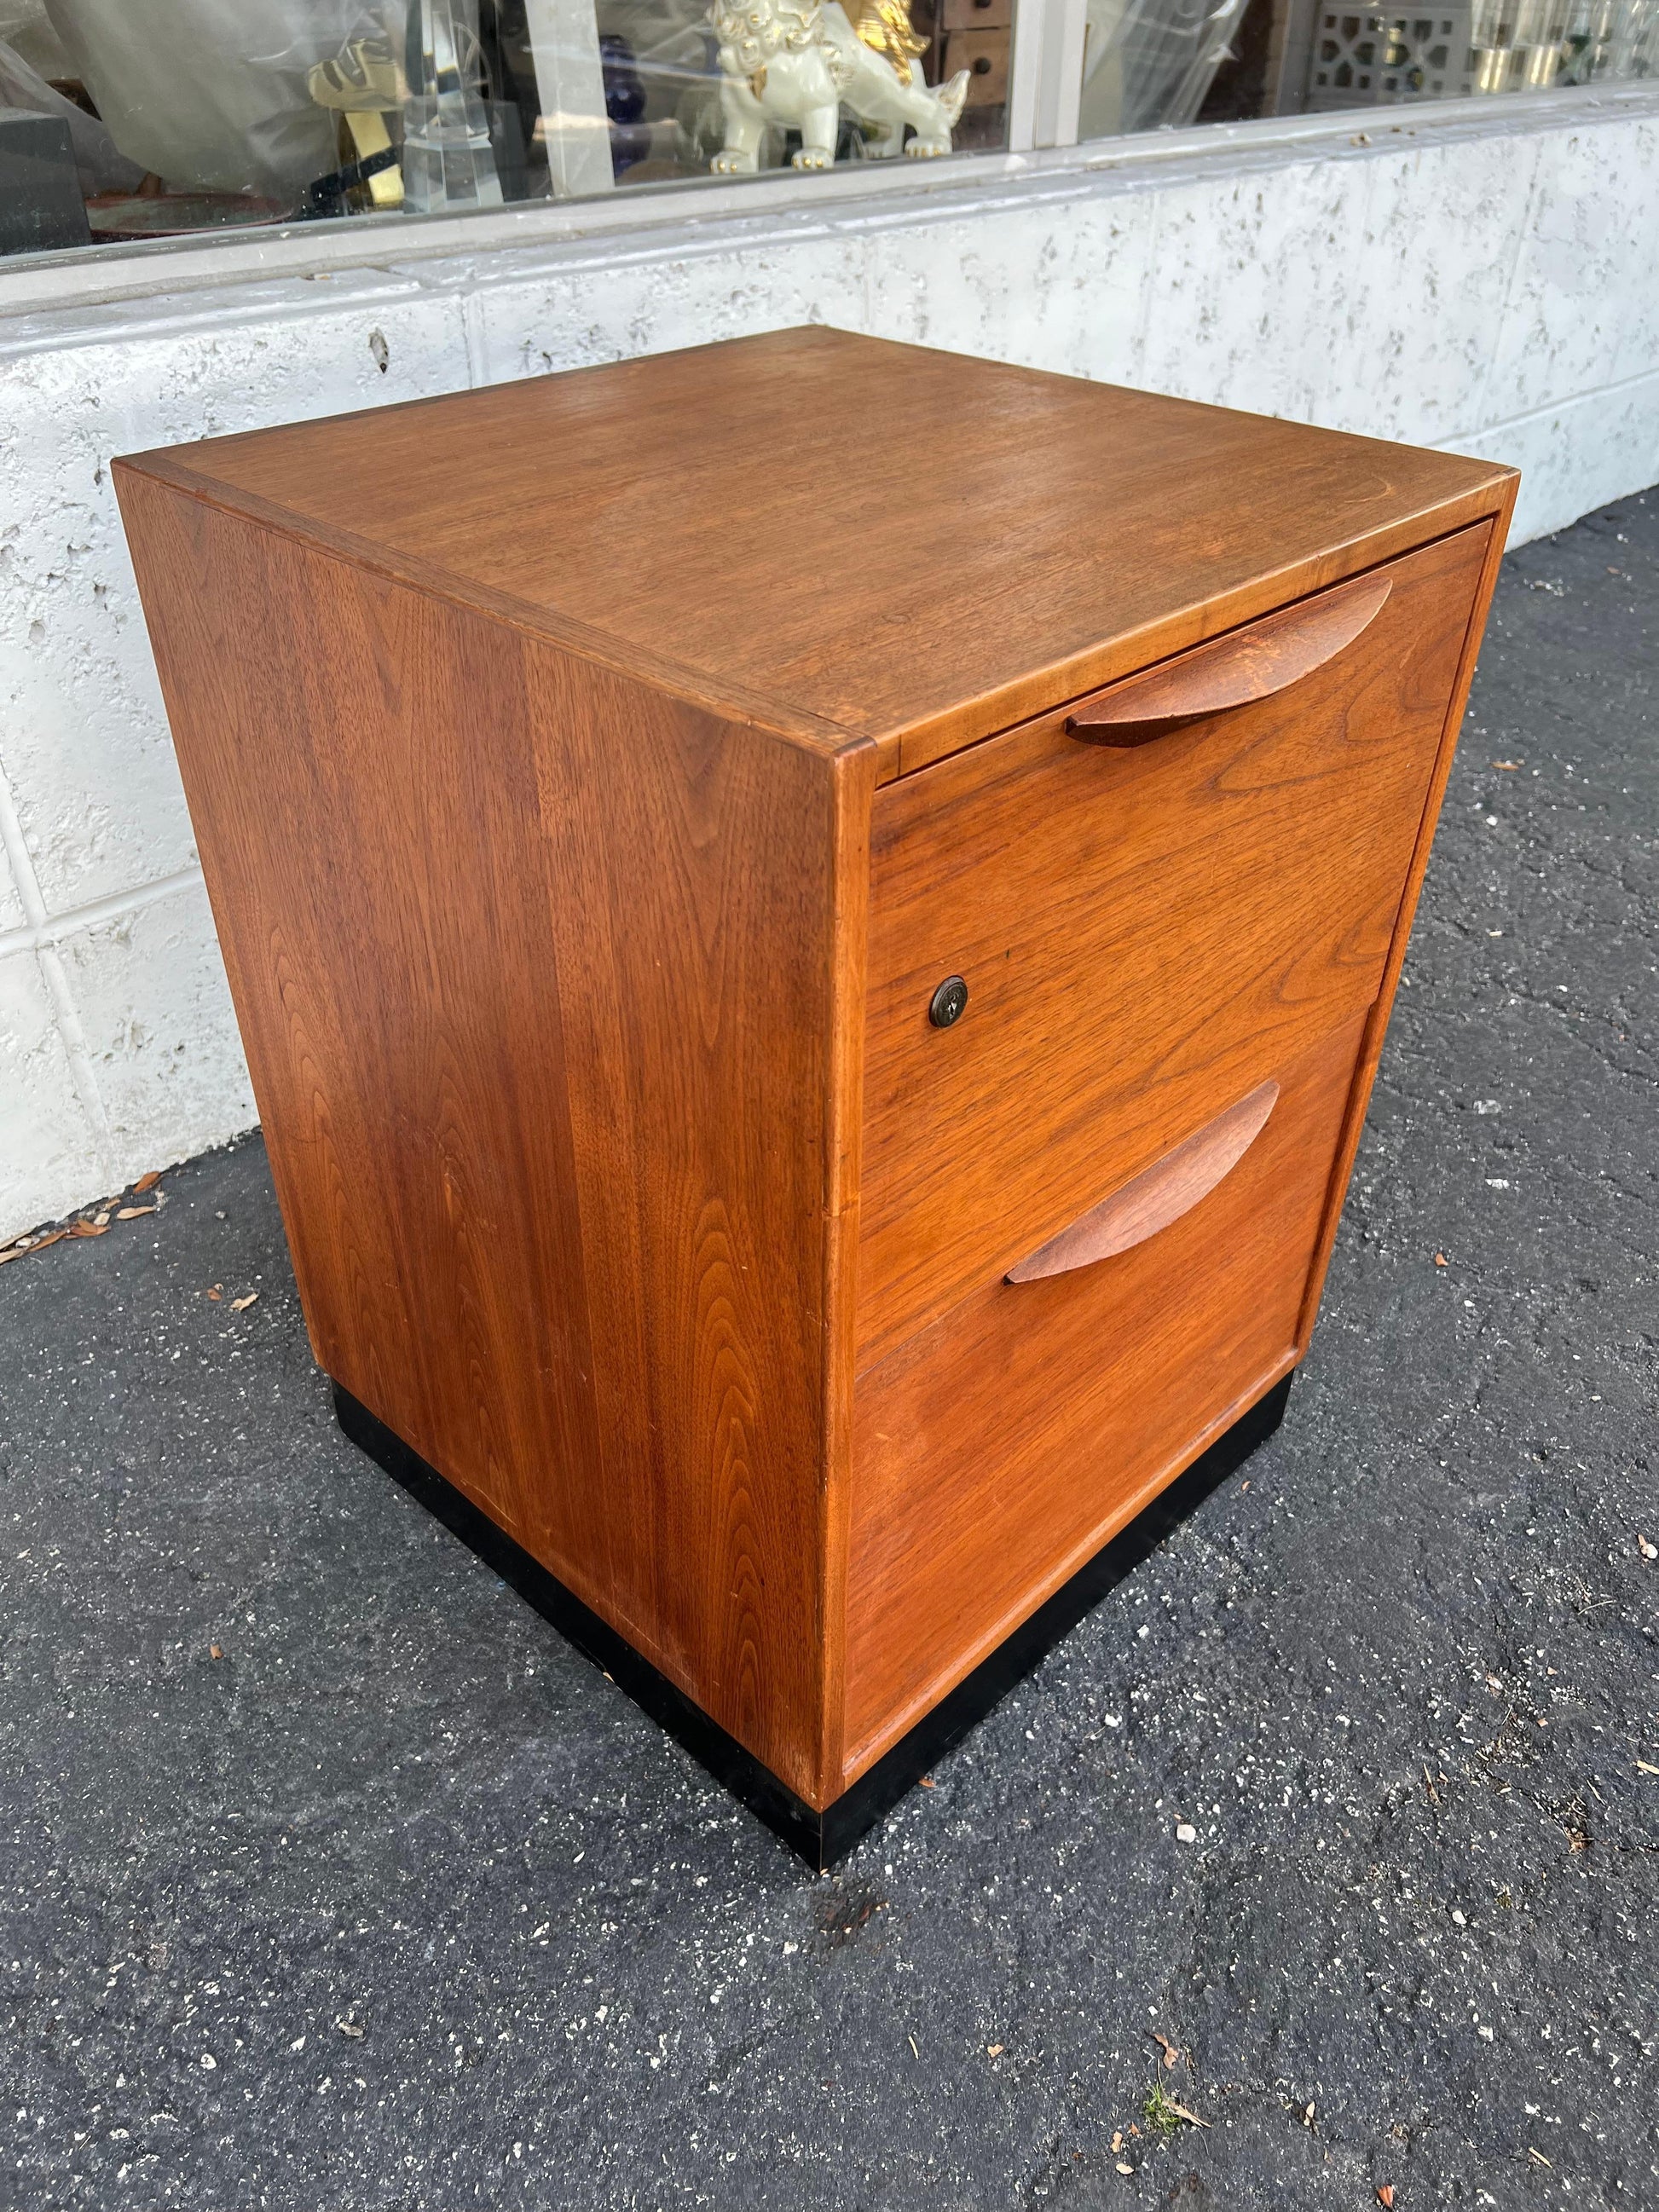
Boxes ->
[0,0,1007,251]
[1077,0,1657,136]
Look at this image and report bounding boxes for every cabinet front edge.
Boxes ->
[110,452,869,766]
[881,476,1521,783]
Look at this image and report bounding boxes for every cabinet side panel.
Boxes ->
[117,471,855,1803]
[517,630,871,1805]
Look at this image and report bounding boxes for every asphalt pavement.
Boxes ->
[2,487,1655,2210]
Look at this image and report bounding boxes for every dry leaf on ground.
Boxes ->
[116,1205,157,1222]
[0,1230,66,1265]
[230,1292,259,1313]
[134,1170,162,1192]
[1165,2099,1209,2129]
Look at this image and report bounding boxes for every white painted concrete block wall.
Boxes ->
[2,95,1656,1238]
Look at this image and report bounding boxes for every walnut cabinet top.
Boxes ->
[120,325,1513,782]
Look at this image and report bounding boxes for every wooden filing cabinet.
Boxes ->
[115,329,1515,1864]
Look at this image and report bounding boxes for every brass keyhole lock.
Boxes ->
[929,974,968,1028]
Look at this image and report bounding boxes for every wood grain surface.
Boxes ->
[856,523,1492,1369]
[115,468,876,1808]
[121,327,1515,785]
[843,1014,1367,1777]
[114,334,1517,1818]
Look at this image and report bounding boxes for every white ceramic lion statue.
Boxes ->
[708,0,970,172]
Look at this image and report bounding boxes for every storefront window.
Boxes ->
[0,0,1652,258]
[0,0,1011,253]
[1078,0,1657,136]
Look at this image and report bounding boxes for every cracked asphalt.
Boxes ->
[2,488,1656,2211]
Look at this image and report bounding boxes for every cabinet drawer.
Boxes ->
[843,1014,1362,1774]
[940,0,1012,25]
[941,26,1009,101]
[855,521,1488,1369]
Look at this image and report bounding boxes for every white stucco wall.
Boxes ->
[3,85,1656,1239]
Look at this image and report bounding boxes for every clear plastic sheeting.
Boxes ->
[1078,0,1247,136]
[0,0,69,73]
[0,32,143,190]
[41,0,396,195]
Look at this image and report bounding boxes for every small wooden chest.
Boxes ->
[116,330,1515,1863]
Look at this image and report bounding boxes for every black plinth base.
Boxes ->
[332,1372,1293,1869]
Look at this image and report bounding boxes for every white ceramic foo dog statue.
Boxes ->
[709,0,970,172]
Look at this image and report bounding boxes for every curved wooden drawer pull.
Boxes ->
[1006,1079,1279,1284]
[1067,571,1392,747]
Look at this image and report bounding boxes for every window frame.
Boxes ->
[2,9,1655,320]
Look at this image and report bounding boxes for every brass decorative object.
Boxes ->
[307,39,408,209]
[850,0,928,81]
